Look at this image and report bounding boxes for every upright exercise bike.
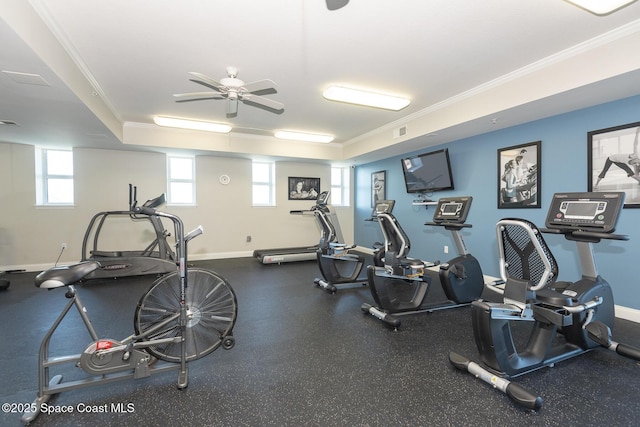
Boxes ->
[361,196,484,328]
[21,203,238,425]
[313,191,374,293]
[450,191,640,410]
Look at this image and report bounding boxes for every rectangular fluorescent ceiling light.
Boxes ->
[564,0,637,15]
[274,130,334,143]
[153,116,231,133]
[323,86,410,111]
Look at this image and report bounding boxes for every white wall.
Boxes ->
[0,142,354,271]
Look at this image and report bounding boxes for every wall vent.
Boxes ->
[393,126,407,138]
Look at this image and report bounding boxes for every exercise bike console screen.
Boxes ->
[371,199,395,217]
[432,196,472,223]
[316,191,330,206]
[545,192,625,233]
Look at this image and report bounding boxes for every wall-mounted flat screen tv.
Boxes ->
[401,148,454,193]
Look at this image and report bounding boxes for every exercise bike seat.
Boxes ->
[36,261,101,289]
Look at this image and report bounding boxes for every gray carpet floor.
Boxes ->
[1,256,639,426]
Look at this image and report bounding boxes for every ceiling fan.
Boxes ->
[326,0,349,10]
[173,66,284,116]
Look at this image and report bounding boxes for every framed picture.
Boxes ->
[497,141,541,209]
[371,170,386,207]
[288,177,320,200]
[588,121,640,207]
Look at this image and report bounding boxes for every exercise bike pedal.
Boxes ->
[585,321,612,348]
[586,321,640,360]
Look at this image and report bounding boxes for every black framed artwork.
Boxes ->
[588,121,640,207]
[288,177,320,200]
[497,141,541,209]
[371,170,386,207]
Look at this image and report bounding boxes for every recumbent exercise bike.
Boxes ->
[312,191,378,294]
[361,196,485,328]
[450,191,640,410]
[21,203,238,425]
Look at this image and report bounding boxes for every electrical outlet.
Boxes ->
[444,245,449,254]
[246,235,252,243]
[61,243,67,250]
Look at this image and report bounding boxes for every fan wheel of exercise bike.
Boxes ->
[134,268,238,362]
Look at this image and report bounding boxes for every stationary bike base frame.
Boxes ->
[21,284,186,424]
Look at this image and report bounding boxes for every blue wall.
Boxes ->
[355,95,640,310]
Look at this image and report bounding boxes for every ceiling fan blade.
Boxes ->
[226,98,238,116]
[173,91,226,103]
[174,91,226,99]
[188,72,225,91]
[326,0,349,10]
[242,94,284,111]
[242,79,277,93]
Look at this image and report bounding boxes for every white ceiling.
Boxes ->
[1,0,640,164]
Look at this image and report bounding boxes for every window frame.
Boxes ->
[331,166,350,207]
[252,161,276,206]
[167,155,196,205]
[35,148,74,206]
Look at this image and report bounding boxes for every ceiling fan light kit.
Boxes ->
[322,86,410,111]
[153,116,232,133]
[274,130,334,143]
[564,0,638,15]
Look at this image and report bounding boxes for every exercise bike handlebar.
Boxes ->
[424,221,472,230]
[540,227,629,242]
[132,206,203,256]
[563,296,602,313]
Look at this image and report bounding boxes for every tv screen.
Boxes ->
[401,148,454,193]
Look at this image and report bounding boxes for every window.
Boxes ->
[331,166,350,206]
[168,156,195,205]
[35,148,74,205]
[252,161,275,206]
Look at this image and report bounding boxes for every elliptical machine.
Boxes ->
[450,192,640,410]
[361,196,485,328]
[313,191,368,293]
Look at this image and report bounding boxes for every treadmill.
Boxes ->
[253,193,326,264]
[253,245,318,264]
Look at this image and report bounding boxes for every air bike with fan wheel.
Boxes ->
[449,192,640,411]
[312,191,374,293]
[21,205,238,425]
[361,196,485,329]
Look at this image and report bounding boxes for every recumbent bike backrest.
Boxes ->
[496,218,559,306]
[377,212,412,264]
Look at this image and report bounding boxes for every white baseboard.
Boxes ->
[189,251,254,261]
[615,305,640,323]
